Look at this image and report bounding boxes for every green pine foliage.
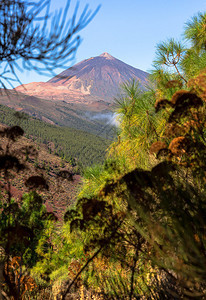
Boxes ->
[57,11,206,299]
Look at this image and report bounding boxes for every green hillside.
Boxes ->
[0,104,112,169]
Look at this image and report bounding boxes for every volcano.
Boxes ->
[15,52,148,104]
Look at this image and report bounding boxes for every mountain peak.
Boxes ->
[16,53,148,104]
[99,52,114,59]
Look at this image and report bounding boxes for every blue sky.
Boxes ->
[15,0,206,86]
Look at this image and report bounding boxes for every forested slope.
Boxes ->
[0,89,116,139]
[0,104,111,168]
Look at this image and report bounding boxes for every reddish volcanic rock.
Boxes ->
[0,181,23,202]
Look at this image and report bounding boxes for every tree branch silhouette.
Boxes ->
[0,0,100,88]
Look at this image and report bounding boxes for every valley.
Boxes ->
[0,104,111,168]
[0,53,148,226]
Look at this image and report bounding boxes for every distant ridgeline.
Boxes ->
[0,104,111,169]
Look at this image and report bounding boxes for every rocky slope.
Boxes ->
[0,123,82,220]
